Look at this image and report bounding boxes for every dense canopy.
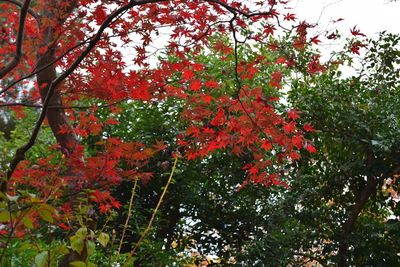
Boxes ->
[0,0,399,266]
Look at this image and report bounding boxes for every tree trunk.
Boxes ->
[36,47,79,155]
[36,3,83,266]
[36,2,79,156]
[337,151,378,267]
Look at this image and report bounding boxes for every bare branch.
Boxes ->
[0,36,94,95]
[129,156,179,258]
[0,98,127,109]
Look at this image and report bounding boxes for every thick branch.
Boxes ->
[0,99,126,109]
[0,0,31,79]
[0,0,39,20]
[30,0,80,162]
[0,36,93,95]
[36,48,79,155]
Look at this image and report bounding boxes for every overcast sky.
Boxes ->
[291,0,399,37]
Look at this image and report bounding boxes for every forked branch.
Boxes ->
[0,0,39,20]
[0,0,32,79]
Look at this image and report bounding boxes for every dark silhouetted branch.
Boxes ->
[0,0,32,79]
[0,0,39,20]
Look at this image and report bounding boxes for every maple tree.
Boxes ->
[0,0,322,191]
[0,0,384,265]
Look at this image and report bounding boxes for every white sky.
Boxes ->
[118,0,399,69]
[291,0,400,37]
[285,0,400,76]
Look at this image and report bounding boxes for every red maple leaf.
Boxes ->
[350,41,366,55]
[284,13,296,21]
[310,35,321,45]
[182,69,195,80]
[287,110,300,120]
[269,70,283,88]
[350,26,366,37]
[303,123,315,132]
[305,144,317,153]
[189,79,202,91]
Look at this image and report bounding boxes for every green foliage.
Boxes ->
[276,32,400,265]
[1,32,399,266]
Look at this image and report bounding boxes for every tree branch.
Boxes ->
[129,156,179,257]
[0,0,31,79]
[337,152,378,266]
[2,0,170,189]
[0,0,39,20]
[0,98,126,109]
[206,0,275,18]
[0,37,91,95]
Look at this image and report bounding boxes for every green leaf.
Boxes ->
[97,232,109,247]
[86,240,95,256]
[70,236,84,254]
[22,216,34,229]
[70,261,87,267]
[54,245,69,255]
[38,209,53,223]
[0,211,10,222]
[87,263,97,267]
[35,251,48,267]
[371,140,380,146]
[124,256,137,266]
[18,243,35,252]
[89,229,95,239]
[40,203,56,212]
[76,227,88,239]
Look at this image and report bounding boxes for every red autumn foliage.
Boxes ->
[0,0,362,240]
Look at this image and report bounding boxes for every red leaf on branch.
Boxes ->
[189,79,202,91]
[269,70,283,89]
[284,13,296,21]
[350,26,366,37]
[310,35,321,45]
[303,123,315,132]
[182,69,195,80]
[305,144,317,153]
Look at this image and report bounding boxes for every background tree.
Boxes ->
[232,31,400,266]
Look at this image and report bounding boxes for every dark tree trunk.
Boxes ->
[36,2,79,156]
[36,3,83,266]
[337,152,378,267]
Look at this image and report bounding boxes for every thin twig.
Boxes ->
[0,36,94,95]
[229,15,242,98]
[0,202,33,264]
[115,178,138,263]
[0,98,127,109]
[128,156,178,259]
[206,0,274,18]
